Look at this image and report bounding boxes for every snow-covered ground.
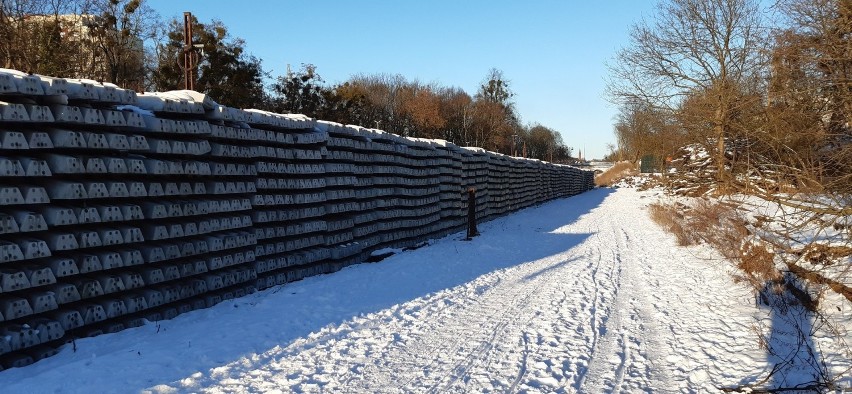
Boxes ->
[2,188,848,393]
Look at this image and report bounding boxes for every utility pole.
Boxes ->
[183,12,195,90]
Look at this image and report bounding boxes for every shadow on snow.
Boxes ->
[5,188,615,392]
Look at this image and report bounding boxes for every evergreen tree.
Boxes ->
[153,15,267,108]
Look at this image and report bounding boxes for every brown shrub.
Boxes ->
[648,203,694,246]
[595,161,637,187]
[690,199,750,260]
[649,199,783,290]
[737,242,781,288]
[798,244,852,266]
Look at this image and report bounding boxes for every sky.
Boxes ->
[144,0,659,160]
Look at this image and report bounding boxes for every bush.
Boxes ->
[594,161,637,187]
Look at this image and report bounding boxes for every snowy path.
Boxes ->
[1,189,769,393]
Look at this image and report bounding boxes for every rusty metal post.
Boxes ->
[183,12,195,91]
[466,187,479,239]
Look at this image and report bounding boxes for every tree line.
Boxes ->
[607,0,851,206]
[0,0,575,162]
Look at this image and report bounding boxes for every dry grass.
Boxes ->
[737,242,782,288]
[798,244,852,266]
[648,203,693,246]
[649,199,782,287]
[595,161,637,187]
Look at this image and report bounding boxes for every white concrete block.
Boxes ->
[106,182,129,198]
[85,157,107,174]
[76,303,107,325]
[0,213,19,235]
[164,182,180,196]
[179,242,196,257]
[1,298,33,320]
[0,101,29,121]
[0,157,24,176]
[0,131,28,149]
[49,105,84,123]
[46,129,85,148]
[120,204,144,221]
[95,206,122,222]
[49,258,79,278]
[84,182,109,198]
[44,154,84,174]
[74,278,105,299]
[99,85,121,103]
[76,231,102,250]
[125,158,147,174]
[23,131,53,149]
[142,288,164,307]
[99,229,124,246]
[29,292,59,313]
[37,76,69,95]
[0,71,18,93]
[172,119,186,133]
[120,227,144,243]
[106,157,128,174]
[122,111,146,128]
[17,238,51,259]
[96,275,126,294]
[77,254,102,274]
[105,133,130,149]
[98,299,126,319]
[13,74,44,95]
[128,134,148,150]
[143,158,169,174]
[81,107,105,125]
[51,309,83,330]
[143,225,169,241]
[146,138,171,154]
[44,233,78,251]
[19,158,51,177]
[162,266,180,281]
[178,182,192,196]
[0,269,30,292]
[83,132,109,149]
[65,79,98,100]
[2,324,40,352]
[21,186,49,204]
[183,121,199,134]
[51,283,82,307]
[119,249,144,266]
[30,318,64,342]
[13,211,47,232]
[121,294,148,313]
[44,182,86,200]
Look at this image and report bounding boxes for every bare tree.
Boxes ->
[85,0,159,89]
[608,0,769,184]
[0,0,89,74]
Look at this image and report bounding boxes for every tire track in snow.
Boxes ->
[181,190,700,393]
[576,234,624,392]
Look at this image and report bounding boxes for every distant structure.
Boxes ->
[16,14,144,88]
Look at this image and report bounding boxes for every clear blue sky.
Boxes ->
[146,0,658,159]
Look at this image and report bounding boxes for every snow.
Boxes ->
[115,105,155,117]
[1,188,848,393]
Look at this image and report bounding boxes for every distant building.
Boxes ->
[19,13,144,89]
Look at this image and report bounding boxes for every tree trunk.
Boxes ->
[715,96,729,186]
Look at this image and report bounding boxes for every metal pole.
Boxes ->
[466,188,479,239]
[183,12,194,91]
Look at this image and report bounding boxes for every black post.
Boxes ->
[466,187,479,239]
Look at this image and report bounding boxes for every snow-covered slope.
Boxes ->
[1,188,843,393]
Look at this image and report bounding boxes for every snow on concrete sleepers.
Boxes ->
[0,68,593,370]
